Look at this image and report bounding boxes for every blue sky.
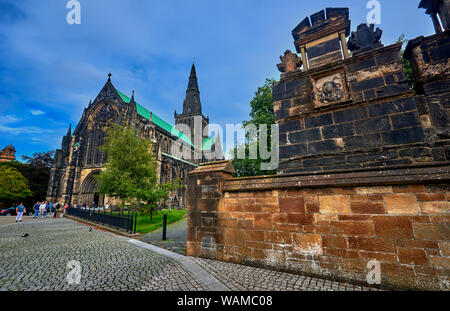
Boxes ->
[0,0,435,161]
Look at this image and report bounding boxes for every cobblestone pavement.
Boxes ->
[0,216,34,226]
[0,218,380,291]
[0,218,206,291]
[191,258,379,291]
[139,217,187,255]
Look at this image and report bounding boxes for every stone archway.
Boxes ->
[80,170,104,206]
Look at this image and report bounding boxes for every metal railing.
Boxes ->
[66,207,137,234]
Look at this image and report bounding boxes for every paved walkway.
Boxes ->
[0,216,34,226]
[138,217,187,255]
[0,217,379,291]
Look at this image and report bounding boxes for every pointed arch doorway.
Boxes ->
[80,170,104,207]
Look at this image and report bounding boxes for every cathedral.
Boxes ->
[46,63,222,208]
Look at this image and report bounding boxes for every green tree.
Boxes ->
[22,151,55,168]
[97,124,181,221]
[231,78,277,177]
[397,34,416,91]
[0,166,33,208]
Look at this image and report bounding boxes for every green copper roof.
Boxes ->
[116,89,214,150]
[202,136,216,151]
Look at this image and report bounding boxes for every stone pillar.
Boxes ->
[300,46,308,71]
[439,0,450,31]
[432,13,444,33]
[339,31,350,59]
[186,161,235,259]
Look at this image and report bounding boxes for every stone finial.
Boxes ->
[347,23,383,55]
[277,50,302,74]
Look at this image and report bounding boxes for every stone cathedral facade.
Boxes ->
[46,64,222,208]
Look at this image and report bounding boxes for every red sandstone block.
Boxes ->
[245,230,265,242]
[331,221,374,236]
[302,225,315,233]
[373,216,413,238]
[251,248,265,260]
[430,216,450,223]
[350,195,369,202]
[272,213,287,224]
[403,239,439,249]
[314,224,331,234]
[347,237,396,252]
[413,265,440,276]
[393,184,427,193]
[254,191,276,198]
[429,257,450,269]
[426,249,440,256]
[287,213,314,225]
[217,219,237,228]
[411,216,431,223]
[186,227,197,241]
[322,236,348,249]
[265,231,292,244]
[332,187,357,195]
[274,223,302,233]
[358,251,398,263]
[237,219,254,230]
[412,223,449,240]
[398,248,428,266]
[350,202,386,214]
[245,241,272,250]
[416,193,446,201]
[338,215,371,221]
[260,204,279,213]
[279,197,305,213]
[304,196,320,214]
[324,248,359,258]
[256,197,278,204]
[381,263,415,280]
[253,213,273,230]
[369,194,384,201]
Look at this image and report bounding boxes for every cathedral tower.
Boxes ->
[175,63,209,148]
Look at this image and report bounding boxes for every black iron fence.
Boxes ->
[66,208,137,234]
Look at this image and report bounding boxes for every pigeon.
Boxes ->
[89,227,92,232]
[21,233,29,238]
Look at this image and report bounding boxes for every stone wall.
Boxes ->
[186,7,450,291]
[275,39,450,174]
[187,163,450,290]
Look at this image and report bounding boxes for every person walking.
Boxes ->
[15,203,26,223]
[39,202,46,219]
[53,202,60,218]
[33,202,40,219]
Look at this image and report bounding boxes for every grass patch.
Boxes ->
[112,209,187,234]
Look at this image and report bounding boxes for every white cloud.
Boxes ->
[30,109,45,116]
[0,115,21,124]
[0,124,53,135]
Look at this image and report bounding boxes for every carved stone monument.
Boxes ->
[347,23,383,55]
[277,50,302,76]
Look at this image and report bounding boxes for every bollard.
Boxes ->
[162,214,167,240]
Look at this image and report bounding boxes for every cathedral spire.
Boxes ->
[187,62,199,91]
[67,124,72,137]
[182,62,202,115]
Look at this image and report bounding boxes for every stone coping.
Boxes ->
[223,164,450,192]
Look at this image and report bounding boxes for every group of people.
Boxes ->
[31,201,68,220]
